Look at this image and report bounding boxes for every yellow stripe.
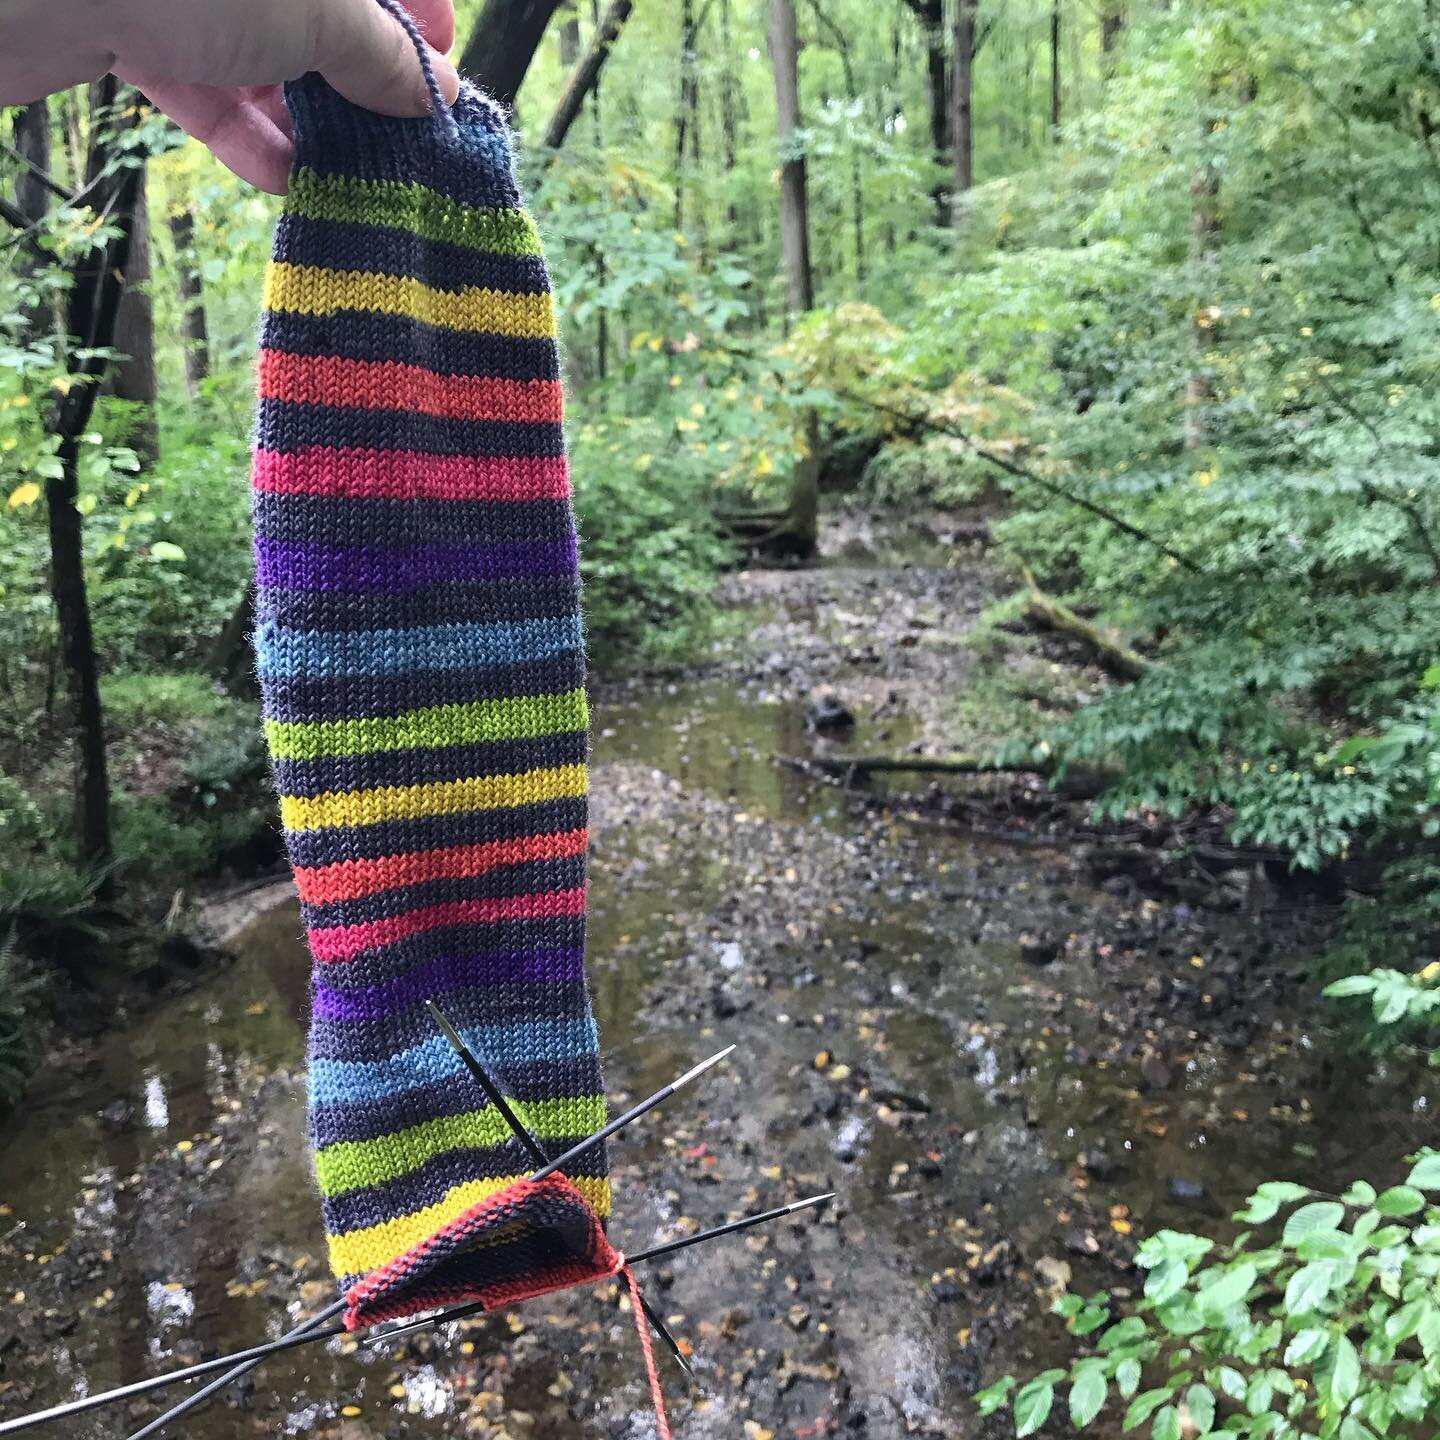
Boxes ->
[265,262,555,339]
[280,763,587,833]
[329,1173,611,1278]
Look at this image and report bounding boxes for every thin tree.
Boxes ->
[541,0,636,150]
[806,0,866,281]
[168,209,211,400]
[111,164,159,467]
[901,0,950,224]
[1049,0,1062,139]
[952,0,979,222]
[458,0,567,110]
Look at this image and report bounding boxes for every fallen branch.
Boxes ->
[1022,569,1150,681]
[542,0,637,151]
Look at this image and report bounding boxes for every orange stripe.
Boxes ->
[295,828,588,906]
[310,887,587,963]
[258,350,564,424]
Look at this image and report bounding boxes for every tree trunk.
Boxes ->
[111,165,159,467]
[768,0,814,313]
[168,209,211,399]
[1101,7,1124,63]
[542,0,635,150]
[902,0,949,225]
[558,1,582,64]
[807,0,865,281]
[47,77,142,883]
[1185,117,1221,450]
[1049,0,1062,139]
[675,0,699,232]
[458,0,565,110]
[11,101,53,333]
[952,0,977,223]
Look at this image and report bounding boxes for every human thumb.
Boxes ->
[312,0,459,118]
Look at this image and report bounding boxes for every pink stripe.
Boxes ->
[308,887,587,963]
[253,447,572,502]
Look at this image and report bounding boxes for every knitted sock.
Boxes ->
[252,72,615,1330]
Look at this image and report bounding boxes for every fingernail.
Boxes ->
[429,48,460,106]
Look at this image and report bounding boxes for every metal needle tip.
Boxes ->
[673,1044,735,1089]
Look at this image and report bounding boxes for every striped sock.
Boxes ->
[252,74,616,1329]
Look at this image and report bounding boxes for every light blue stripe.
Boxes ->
[255,615,582,679]
[308,1017,599,1106]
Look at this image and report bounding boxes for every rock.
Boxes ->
[1139,1050,1173,1092]
[929,1278,962,1304]
[1080,1148,1119,1181]
[100,1098,135,1134]
[1018,932,1060,966]
[1167,1176,1207,1204]
[804,687,855,734]
[1034,1255,1072,1293]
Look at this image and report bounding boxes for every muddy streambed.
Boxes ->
[0,544,1433,1440]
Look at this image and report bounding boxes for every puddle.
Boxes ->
[0,673,1430,1439]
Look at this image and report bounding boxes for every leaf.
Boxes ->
[973,1377,1015,1416]
[1151,1404,1182,1440]
[1282,1202,1345,1246]
[1418,1304,1440,1361]
[7,481,39,509]
[1283,1328,1329,1364]
[1375,1185,1426,1216]
[1116,1357,1142,1399]
[1196,1262,1256,1319]
[1014,1378,1054,1438]
[1145,1259,1188,1305]
[149,540,187,563]
[1285,1261,1340,1314]
[1406,1152,1440,1191]
[1123,1389,1173,1431]
[1069,1366,1107,1428]
[1328,1334,1360,1409]
[1323,976,1378,997]
[1184,1384,1215,1434]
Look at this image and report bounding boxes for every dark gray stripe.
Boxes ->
[306,912,588,979]
[268,576,582,633]
[321,1138,608,1239]
[260,310,560,382]
[260,650,587,722]
[275,730,587,799]
[283,797,588,871]
[256,400,565,459]
[253,493,573,547]
[275,213,550,296]
[310,1052,604,1147]
[302,854,587,933]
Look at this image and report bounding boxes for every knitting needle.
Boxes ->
[425,1003,693,1379]
[126,1023,725,1439]
[366,1192,836,1345]
[0,1045,734,1438]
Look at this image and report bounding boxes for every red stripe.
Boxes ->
[295,829,588,906]
[309,886,586,963]
[252,447,571,501]
[258,350,564,423]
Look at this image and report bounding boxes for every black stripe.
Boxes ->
[275,213,551,296]
[253,493,574,547]
[265,576,582,633]
[260,310,560,382]
[303,913,588,980]
[310,1051,604,1146]
[261,650,587,723]
[321,1138,608,1240]
[275,730,588,799]
[256,400,565,459]
[283,797,589,871]
[309,976,595,1059]
[303,854,588,933]
[288,77,521,208]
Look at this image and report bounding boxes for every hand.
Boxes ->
[0,0,459,194]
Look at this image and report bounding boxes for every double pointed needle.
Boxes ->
[424,1001,693,1379]
[0,1040,734,1440]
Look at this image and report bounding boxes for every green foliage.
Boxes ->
[0,938,41,1108]
[979,1157,1440,1440]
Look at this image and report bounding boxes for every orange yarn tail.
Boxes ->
[622,1263,673,1440]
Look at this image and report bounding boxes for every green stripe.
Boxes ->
[316,1095,607,1197]
[265,688,588,760]
[286,168,543,257]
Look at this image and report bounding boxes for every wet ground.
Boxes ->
[0,515,1432,1439]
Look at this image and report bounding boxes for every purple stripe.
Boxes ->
[254,536,578,591]
[312,949,586,1022]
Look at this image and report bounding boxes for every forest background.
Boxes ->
[4,1,1440,1432]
